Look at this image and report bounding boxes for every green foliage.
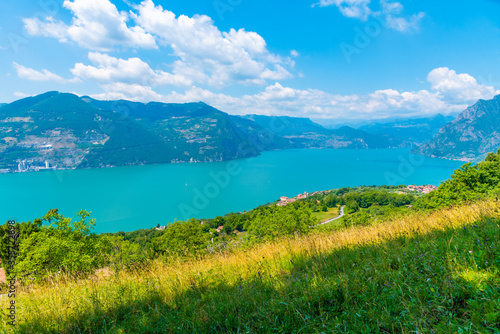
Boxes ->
[417,148,500,209]
[344,199,360,214]
[0,219,41,277]
[9,208,500,333]
[99,235,145,270]
[343,189,413,208]
[246,203,316,241]
[343,210,371,227]
[101,228,165,256]
[321,193,339,207]
[12,209,104,279]
[152,219,208,256]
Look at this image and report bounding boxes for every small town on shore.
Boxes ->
[277,185,438,207]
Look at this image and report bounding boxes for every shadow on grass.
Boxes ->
[16,219,500,334]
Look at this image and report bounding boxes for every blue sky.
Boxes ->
[0,0,499,120]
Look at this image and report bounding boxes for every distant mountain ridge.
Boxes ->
[359,114,455,145]
[414,95,500,161]
[0,92,406,173]
[242,114,404,149]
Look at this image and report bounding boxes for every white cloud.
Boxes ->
[23,0,157,51]
[290,50,300,57]
[130,0,293,87]
[13,62,80,84]
[315,0,425,33]
[71,52,191,86]
[313,0,371,20]
[23,0,293,87]
[91,68,495,120]
[23,16,69,41]
[381,0,425,32]
[428,67,500,103]
[13,92,30,99]
[91,83,164,102]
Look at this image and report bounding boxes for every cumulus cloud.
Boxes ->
[23,0,157,51]
[91,68,498,120]
[22,0,293,88]
[91,83,164,102]
[131,0,293,86]
[13,92,30,98]
[71,52,191,86]
[13,62,80,84]
[427,67,500,103]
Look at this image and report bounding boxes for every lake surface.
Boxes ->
[0,149,463,233]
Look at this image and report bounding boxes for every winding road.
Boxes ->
[315,205,346,227]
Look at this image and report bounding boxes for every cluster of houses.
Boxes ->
[407,184,438,194]
[277,191,322,206]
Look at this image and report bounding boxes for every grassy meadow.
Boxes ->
[2,199,499,333]
[311,207,340,223]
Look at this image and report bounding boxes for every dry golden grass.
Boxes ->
[3,199,500,333]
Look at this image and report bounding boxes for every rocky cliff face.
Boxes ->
[413,95,500,161]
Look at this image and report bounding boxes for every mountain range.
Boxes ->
[414,95,500,161]
[358,114,455,145]
[0,92,404,173]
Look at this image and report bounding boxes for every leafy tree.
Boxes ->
[322,194,339,208]
[99,235,145,269]
[153,219,207,255]
[345,199,360,214]
[0,218,42,277]
[247,204,316,241]
[12,209,104,279]
[416,149,500,209]
[344,210,370,227]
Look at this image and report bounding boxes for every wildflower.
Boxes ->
[469,251,473,253]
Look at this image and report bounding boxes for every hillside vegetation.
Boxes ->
[1,150,500,333]
[1,200,499,333]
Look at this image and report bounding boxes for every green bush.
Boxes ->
[99,235,145,270]
[417,148,500,209]
[4,209,104,280]
[246,203,316,241]
[152,219,208,256]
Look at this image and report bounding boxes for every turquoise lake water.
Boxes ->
[0,149,463,233]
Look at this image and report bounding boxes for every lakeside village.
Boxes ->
[0,144,60,174]
[276,184,438,207]
[15,158,57,173]
[156,185,438,231]
[0,158,58,174]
